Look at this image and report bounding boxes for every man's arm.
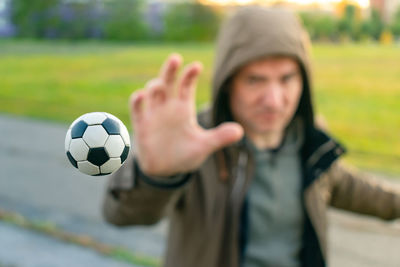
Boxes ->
[103,54,243,226]
[329,161,400,220]
[103,152,192,226]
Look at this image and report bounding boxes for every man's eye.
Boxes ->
[282,76,292,83]
[246,76,262,84]
[282,73,298,83]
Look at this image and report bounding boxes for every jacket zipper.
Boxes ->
[225,149,249,267]
[306,140,336,169]
[230,150,249,204]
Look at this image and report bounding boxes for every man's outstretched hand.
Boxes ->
[130,54,244,176]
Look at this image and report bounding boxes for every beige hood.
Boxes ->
[211,7,315,128]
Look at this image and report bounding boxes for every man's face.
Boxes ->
[230,56,303,138]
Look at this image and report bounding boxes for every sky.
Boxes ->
[288,0,369,8]
[0,0,371,10]
[201,0,370,8]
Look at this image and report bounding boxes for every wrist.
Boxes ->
[134,160,192,189]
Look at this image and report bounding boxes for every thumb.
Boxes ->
[205,122,244,152]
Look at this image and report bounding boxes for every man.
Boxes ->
[103,7,400,267]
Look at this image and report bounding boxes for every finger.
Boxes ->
[204,122,244,152]
[129,90,146,124]
[144,78,162,89]
[178,62,203,100]
[159,53,183,91]
[146,79,166,108]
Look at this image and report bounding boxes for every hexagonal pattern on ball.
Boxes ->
[66,151,78,168]
[78,161,100,176]
[87,147,109,166]
[83,125,109,147]
[100,158,121,174]
[81,112,107,125]
[102,118,120,135]
[105,135,125,157]
[121,146,130,163]
[69,138,90,161]
[65,129,72,152]
[120,127,130,146]
[105,113,130,145]
[106,113,122,124]
[71,120,88,139]
[69,115,84,129]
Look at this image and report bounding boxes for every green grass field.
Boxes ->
[0,40,399,175]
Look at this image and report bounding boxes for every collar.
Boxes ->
[301,125,346,189]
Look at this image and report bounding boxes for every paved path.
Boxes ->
[328,210,400,267]
[0,113,166,267]
[0,222,139,267]
[0,113,400,267]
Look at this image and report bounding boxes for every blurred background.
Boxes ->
[0,0,399,266]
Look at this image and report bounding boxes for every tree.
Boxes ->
[10,0,104,39]
[337,4,360,40]
[390,7,400,38]
[163,3,221,42]
[10,0,58,38]
[103,0,149,41]
[361,8,384,40]
[299,12,339,41]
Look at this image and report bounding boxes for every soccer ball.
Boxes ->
[65,112,131,176]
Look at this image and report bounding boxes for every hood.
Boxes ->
[211,7,314,128]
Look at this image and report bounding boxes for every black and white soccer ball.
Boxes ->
[65,112,130,176]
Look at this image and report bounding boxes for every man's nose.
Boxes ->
[261,84,282,108]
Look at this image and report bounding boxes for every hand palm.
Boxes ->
[130,54,243,176]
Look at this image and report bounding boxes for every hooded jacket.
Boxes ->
[103,7,400,267]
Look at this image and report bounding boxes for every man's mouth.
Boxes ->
[257,112,280,121]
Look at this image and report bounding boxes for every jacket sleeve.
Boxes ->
[102,152,192,226]
[328,161,400,220]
